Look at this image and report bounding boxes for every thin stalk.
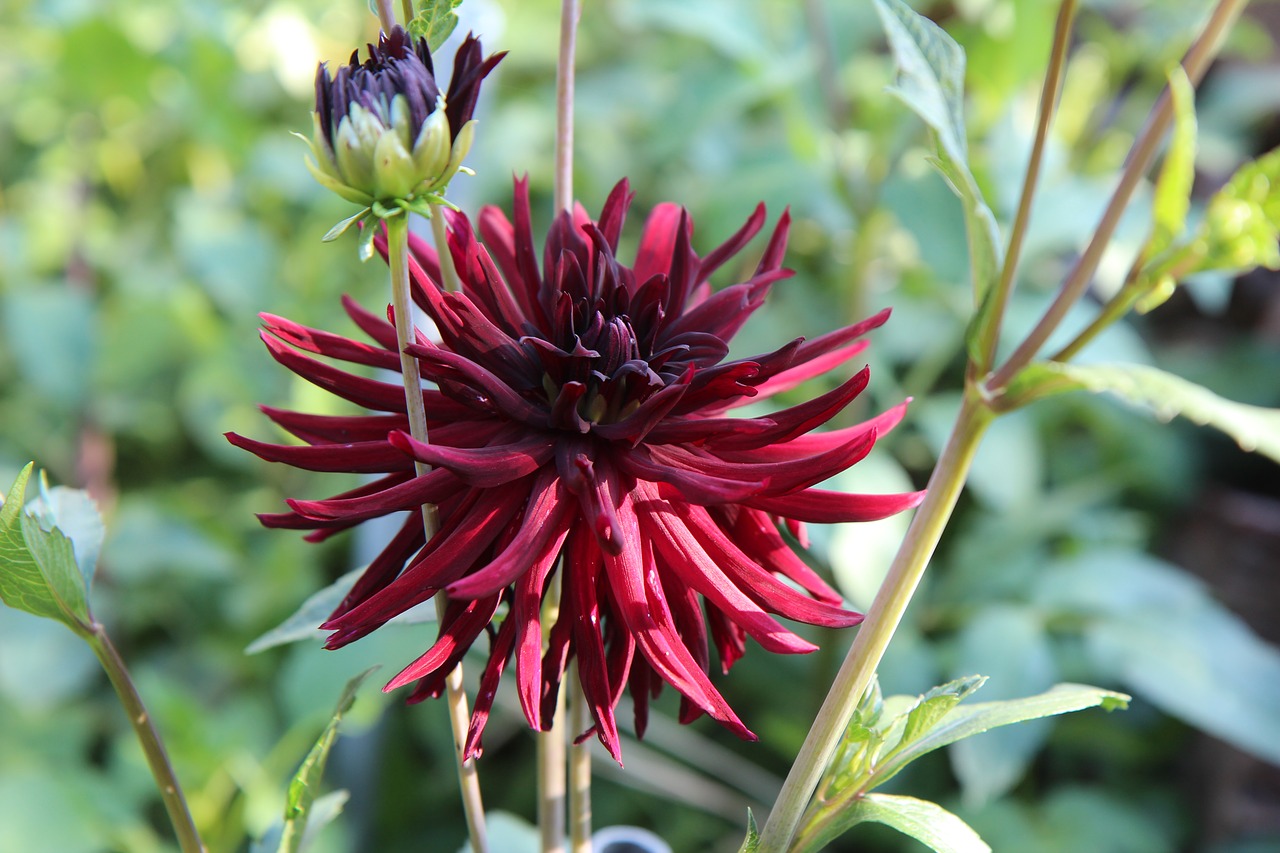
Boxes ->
[387,216,488,853]
[757,394,993,853]
[374,0,396,33]
[554,0,583,214]
[976,0,1077,371]
[539,571,568,853]
[430,203,463,292]
[400,0,414,26]
[988,0,1248,391]
[539,3,583,850]
[568,661,592,853]
[88,626,206,853]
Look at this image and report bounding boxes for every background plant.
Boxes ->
[1,0,1278,851]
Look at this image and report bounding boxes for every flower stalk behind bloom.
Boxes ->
[304,26,504,258]
[230,179,925,763]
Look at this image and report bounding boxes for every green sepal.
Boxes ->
[322,209,371,242]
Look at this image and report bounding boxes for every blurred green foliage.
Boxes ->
[2,0,1279,851]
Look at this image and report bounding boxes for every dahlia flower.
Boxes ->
[305,26,503,247]
[229,179,923,762]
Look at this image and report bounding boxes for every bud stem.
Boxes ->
[386,215,489,853]
[88,624,206,853]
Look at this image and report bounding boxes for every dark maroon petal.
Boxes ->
[633,203,685,287]
[596,469,755,740]
[287,466,464,522]
[674,499,865,628]
[712,401,909,462]
[636,481,819,654]
[226,432,410,474]
[388,429,556,487]
[720,506,843,605]
[446,469,573,599]
[513,538,567,731]
[384,593,503,691]
[615,447,765,505]
[262,313,401,370]
[408,343,552,428]
[700,367,871,452]
[260,331,408,412]
[324,485,528,636]
[699,203,766,280]
[464,597,518,759]
[259,408,407,444]
[333,515,426,618]
[747,488,927,524]
[649,428,876,497]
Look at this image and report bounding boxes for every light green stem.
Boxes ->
[88,625,206,853]
[374,0,396,33]
[988,0,1249,391]
[975,0,1077,371]
[387,215,489,853]
[757,394,993,853]
[430,204,462,292]
[568,661,592,853]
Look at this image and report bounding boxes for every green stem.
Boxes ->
[568,661,592,853]
[988,0,1248,391]
[554,0,583,214]
[539,3,583,850]
[87,625,206,853]
[387,215,489,853]
[400,0,414,26]
[757,393,993,853]
[976,0,1077,372]
[374,0,396,33]
[430,203,462,292]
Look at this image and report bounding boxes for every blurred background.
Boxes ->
[1,0,1279,850]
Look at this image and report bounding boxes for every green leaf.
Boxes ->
[1149,66,1198,259]
[408,0,462,53]
[1009,362,1280,464]
[246,569,360,654]
[898,675,986,749]
[873,0,1000,309]
[800,793,990,853]
[1035,551,1280,766]
[26,482,104,593]
[276,667,378,853]
[873,684,1129,790]
[737,809,761,853]
[947,607,1058,806]
[246,567,438,654]
[1197,145,1280,272]
[0,465,92,634]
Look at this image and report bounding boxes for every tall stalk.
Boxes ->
[761,3,1248,849]
[386,215,489,853]
[88,626,206,853]
[540,2,584,849]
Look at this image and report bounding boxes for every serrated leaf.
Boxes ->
[873,0,1000,310]
[251,790,350,853]
[1011,362,1280,464]
[1150,67,1198,259]
[798,793,990,853]
[277,668,377,853]
[26,482,104,593]
[737,809,761,853]
[408,0,462,52]
[899,675,987,748]
[0,465,91,634]
[872,683,1129,790]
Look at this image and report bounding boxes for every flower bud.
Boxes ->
[305,26,504,223]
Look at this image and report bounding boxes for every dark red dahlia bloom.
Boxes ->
[229,179,923,762]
